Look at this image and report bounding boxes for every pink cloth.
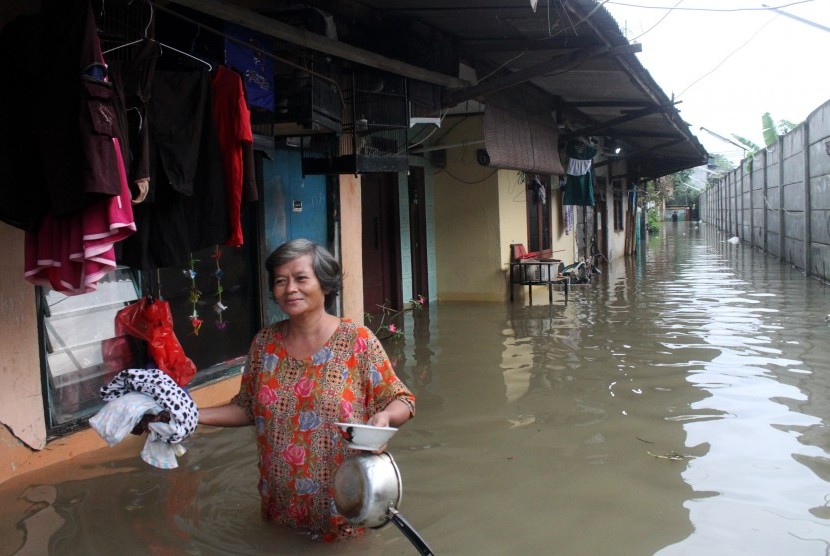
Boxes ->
[25,137,135,294]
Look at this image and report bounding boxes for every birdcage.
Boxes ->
[269,51,343,135]
[302,71,409,174]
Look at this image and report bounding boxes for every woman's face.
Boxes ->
[272,254,327,318]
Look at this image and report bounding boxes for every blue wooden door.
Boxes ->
[260,148,328,323]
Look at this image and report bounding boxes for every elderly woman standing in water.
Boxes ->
[198,238,416,542]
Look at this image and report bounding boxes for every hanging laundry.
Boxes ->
[0,0,126,232]
[185,75,233,253]
[563,139,598,206]
[108,38,161,205]
[211,65,255,247]
[120,67,232,270]
[135,69,208,269]
[18,1,135,294]
[564,205,574,235]
[23,147,136,294]
[531,175,546,205]
[224,23,275,113]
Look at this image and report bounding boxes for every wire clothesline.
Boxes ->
[150,2,347,111]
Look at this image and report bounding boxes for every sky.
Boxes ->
[601,0,830,164]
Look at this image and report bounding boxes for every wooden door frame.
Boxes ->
[409,167,429,299]
[361,173,402,313]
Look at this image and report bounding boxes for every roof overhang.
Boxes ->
[168,0,708,180]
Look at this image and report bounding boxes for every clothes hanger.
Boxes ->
[155,42,213,71]
[102,0,153,54]
[103,37,214,72]
[102,1,213,71]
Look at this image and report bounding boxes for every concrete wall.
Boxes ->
[701,99,830,283]
[0,223,45,454]
[339,174,365,323]
[498,169,533,267]
[0,0,46,476]
[432,115,581,302]
[600,162,628,262]
[433,116,504,301]
[550,184,574,266]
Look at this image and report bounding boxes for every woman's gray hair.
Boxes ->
[265,239,342,306]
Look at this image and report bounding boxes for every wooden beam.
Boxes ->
[459,37,597,54]
[445,43,641,106]
[561,103,675,141]
[607,130,680,139]
[562,100,655,108]
[166,0,467,89]
[622,138,690,159]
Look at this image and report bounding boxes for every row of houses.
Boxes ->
[0,0,707,483]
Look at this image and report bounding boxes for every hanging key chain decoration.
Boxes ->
[187,254,203,335]
[212,245,228,330]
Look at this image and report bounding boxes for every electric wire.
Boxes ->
[556,0,578,37]
[406,107,450,152]
[627,0,684,42]
[535,0,613,41]
[607,0,814,12]
[676,14,777,98]
[436,166,498,185]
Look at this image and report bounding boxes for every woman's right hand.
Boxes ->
[130,410,170,435]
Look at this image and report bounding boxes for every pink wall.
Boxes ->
[0,223,46,455]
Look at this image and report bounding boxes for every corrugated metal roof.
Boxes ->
[296,0,709,179]
[175,0,708,179]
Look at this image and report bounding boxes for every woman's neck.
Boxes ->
[283,312,340,359]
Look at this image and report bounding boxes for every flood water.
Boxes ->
[4,223,830,555]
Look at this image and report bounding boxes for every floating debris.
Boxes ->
[647,450,696,461]
[508,416,536,428]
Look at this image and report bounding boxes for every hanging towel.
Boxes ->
[563,140,597,206]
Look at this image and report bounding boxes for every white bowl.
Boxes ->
[335,422,398,451]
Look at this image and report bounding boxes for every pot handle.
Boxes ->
[388,507,435,556]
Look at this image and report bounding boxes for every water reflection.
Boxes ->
[4,223,830,554]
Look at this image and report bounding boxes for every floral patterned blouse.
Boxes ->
[232,319,416,542]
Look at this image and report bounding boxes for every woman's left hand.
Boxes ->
[366,400,412,428]
[366,411,392,428]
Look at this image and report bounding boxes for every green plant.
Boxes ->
[364,295,427,341]
[646,207,662,233]
[761,112,777,148]
[730,112,799,158]
[364,307,403,341]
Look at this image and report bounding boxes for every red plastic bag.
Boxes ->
[115,297,197,387]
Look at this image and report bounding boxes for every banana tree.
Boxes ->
[730,112,799,159]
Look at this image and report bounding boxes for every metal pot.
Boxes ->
[333,452,435,555]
